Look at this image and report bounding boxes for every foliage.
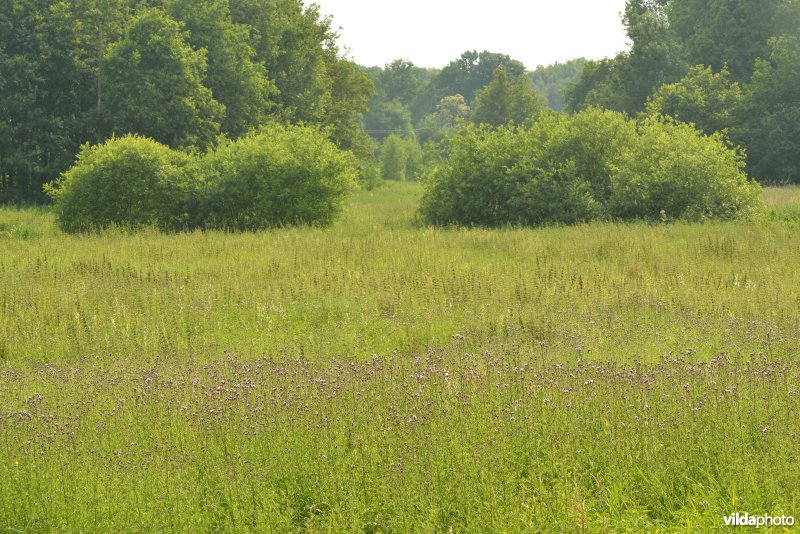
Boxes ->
[564,58,623,113]
[227,0,374,161]
[736,35,800,183]
[320,58,376,162]
[566,0,688,115]
[101,8,224,149]
[416,94,471,144]
[421,110,761,227]
[200,125,358,230]
[666,0,791,83]
[0,0,373,204]
[645,65,743,135]
[528,58,586,111]
[362,59,427,142]
[375,59,425,107]
[471,68,544,128]
[435,50,526,105]
[379,135,408,182]
[49,125,360,232]
[543,108,639,204]
[164,0,275,137]
[566,0,800,135]
[363,99,414,141]
[379,134,423,182]
[609,117,762,221]
[0,0,95,203]
[46,135,198,232]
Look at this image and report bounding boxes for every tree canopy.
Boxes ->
[471,68,543,128]
[0,0,373,203]
[564,0,800,182]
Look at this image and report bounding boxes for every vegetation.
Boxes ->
[378,134,423,182]
[470,68,544,128]
[49,127,357,232]
[644,65,743,136]
[421,109,762,227]
[47,135,199,233]
[3,0,800,530]
[565,0,800,183]
[736,35,800,184]
[528,58,586,111]
[0,0,372,203]
[200,126,358,230]
[2,184,800,530]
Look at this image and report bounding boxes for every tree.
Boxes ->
[667,0,788,83]
[564,58,625,113]
[230,0,331,124]
[378,134,423,182]
[228,0,374,161]
[363,100,414,141]
[0,0,375,204]
[102,8,224,149]
[737,35,800,183]
[0,0,100,203]
[47,135,199,232]
[200,125,358,230]
[565,0,687,115]
[645,65,743,135]
[417,94,471,144]
[617,0,688,113]
[420,111,761,228]
[435,50,526,104]
[164,0,275,137]
[322,56,376,160]
[378,59,424,107]
[471,68,543,128]
[528,58,586,111]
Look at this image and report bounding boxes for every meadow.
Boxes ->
[1,183,799,531]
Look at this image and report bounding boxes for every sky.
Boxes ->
[313,0,631,70]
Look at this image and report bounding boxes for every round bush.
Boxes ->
[48,135,197,233]
[609,117,762,222]
[200,125,357,230]
[420,110,762,227]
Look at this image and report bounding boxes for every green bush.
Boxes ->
[49,126,359,233]
[419,125,525,226]
[420,110,762,227]
[47,135,198,233]
[200,125,357,230]
[609,117,762,221]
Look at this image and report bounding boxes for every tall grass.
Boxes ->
[1,183,799,531]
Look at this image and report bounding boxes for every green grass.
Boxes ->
[1,182,799,531]
[763,185,800,224]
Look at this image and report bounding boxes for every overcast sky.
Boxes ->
[313,0,631,70]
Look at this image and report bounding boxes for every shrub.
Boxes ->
[200,125,357,230]
[419,125,526,226]
[420,110,762,227]
[47,135,198,233]
[609,117,762,221]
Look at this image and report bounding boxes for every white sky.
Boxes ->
[313,0,631,70]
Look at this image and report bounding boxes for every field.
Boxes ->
[1,183,799,532]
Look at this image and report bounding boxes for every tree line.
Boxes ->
[564,0,800,183]
[2,0,798,207]
[366,0,799,185]
[0,0,373,203]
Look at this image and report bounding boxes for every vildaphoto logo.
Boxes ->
[723,512,795,528]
